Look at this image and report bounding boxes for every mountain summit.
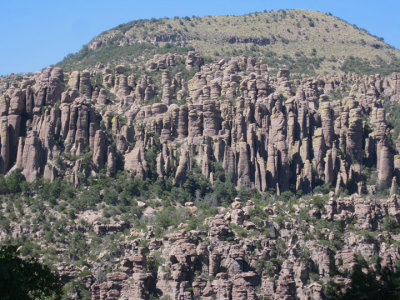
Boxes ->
[58,9,400,75]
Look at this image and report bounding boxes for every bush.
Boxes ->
[309,272,320,282]
[212,179,237,204]
[382,216,400,233]
[279,191,297,203]
[182,169,212,201]
[0,169,26,194]
[341,56,400,75]
[230,224,248,238]
[153,206,190,236]
[313,184,331,194]
[253,259,275,277]
[311,195,328,209]
[325,258,400,299]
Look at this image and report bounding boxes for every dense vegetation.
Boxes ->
[0,155,397,298]
[0,164,244,298]
[326,257,400,299]
[57,42,196,72]
[340,55,400,75]
[0,245,62,299]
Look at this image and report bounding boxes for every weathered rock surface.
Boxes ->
[0,54,399,194]
[85,194,400,300]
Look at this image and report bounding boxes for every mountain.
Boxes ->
[57,9,400,75]
[1,9,400,300]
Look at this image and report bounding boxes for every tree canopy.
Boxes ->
[0,245,62,300]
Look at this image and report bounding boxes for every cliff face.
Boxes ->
[1,52,400,195]
[2,50,400,299]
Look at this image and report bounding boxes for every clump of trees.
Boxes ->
[0,245,62,299]
[325,256,400,299]
[340,56,400,75]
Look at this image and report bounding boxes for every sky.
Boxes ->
[0,0,399,75]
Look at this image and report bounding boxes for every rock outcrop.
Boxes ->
[0,54,399,194]
[86,194,400,300]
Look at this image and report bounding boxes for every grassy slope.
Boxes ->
[56,9,400,75]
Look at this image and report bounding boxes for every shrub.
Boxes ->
[311,195,328,209]
[382,216,400,233]
[0,169,26,194]
[153,206,190,237]
[230,224,248,238]
[254,259,275,277]
[309,272,320,282]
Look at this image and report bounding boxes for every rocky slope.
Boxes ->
[56,10,400,75]
[3,183,400,299]
[89,194,400,300]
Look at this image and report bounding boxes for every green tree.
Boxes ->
[325,257,400,299]
[0,245,62,299]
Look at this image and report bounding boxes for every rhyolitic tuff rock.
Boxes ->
[1,51,400,299]
[4,189,400,299]
[1,52,400,195]
[86,194,400,300]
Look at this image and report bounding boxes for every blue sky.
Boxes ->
[0,0,399,75]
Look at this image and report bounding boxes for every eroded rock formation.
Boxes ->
[1,53,400,194]
[88,194,400,300]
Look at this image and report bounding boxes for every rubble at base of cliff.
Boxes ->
[87,194,400,299]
